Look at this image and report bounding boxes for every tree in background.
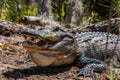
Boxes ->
[0,0,120,28]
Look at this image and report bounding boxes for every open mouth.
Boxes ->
[23,35,62,52]
[21,28,76,53]
[21,29,77,66]
[22,33,64,66]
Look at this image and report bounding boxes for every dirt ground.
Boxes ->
[0,34,120,80]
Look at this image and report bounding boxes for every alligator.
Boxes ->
[18,27,120,76]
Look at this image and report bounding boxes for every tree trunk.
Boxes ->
[35,0,55,20]
[65,0,84,28]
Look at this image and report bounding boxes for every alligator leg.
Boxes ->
[16,55,31,64]
[77,57,107,76]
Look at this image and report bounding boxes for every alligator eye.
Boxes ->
[23,41,34,45]
[28,42,34,45]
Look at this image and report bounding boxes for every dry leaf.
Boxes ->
[1,43,9,50]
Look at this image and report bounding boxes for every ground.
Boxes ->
[0,33,120,80]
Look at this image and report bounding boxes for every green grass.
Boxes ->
[110,69,114,80]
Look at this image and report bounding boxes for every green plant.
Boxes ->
[20,0,38,16]
[0,0,19,22]
[61,1,66,22]
[0,0,38,22]
[52,0,68,22]
[113,0,120,17]
[21,8,38,16]
[82,0,111,23]
[110,69,114,80]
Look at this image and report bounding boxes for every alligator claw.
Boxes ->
[77,69,93,77]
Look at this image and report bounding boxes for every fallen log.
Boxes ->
[0,19,24,36]
[79,18,120,34]
[0,17,120,36]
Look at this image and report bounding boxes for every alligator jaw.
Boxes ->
[29,52,56,66]
[21,28,77,66]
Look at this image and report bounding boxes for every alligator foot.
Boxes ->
[77,63,106,76]
[77,65,93,77]
[16,56,31,64]
[77,57,107,76]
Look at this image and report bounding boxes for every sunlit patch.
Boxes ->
[45,33,55,41]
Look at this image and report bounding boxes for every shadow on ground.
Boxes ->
[2,65,72,79]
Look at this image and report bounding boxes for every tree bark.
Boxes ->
[65,0,84,28]
[35,0,55,19]
[32,0,62,28]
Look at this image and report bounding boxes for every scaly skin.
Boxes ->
[18,28,120,76]
[75,32,120,76]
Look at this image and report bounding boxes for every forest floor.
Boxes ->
[0,32,120,80]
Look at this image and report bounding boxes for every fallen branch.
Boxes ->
[19,16,62,28]
[19,16,46,26]
[79,18,120,34]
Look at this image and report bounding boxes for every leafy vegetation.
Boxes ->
[0,0,120,24]
[0,0,68,23]
[52,0,68,22]
[113,0,120,17]
[0,0,18,22]
[19,0,38,16]
[0,0,38,22]
[110,69,114,80]
[82,0,120,23]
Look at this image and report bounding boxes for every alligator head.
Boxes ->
[21,28,77,66]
